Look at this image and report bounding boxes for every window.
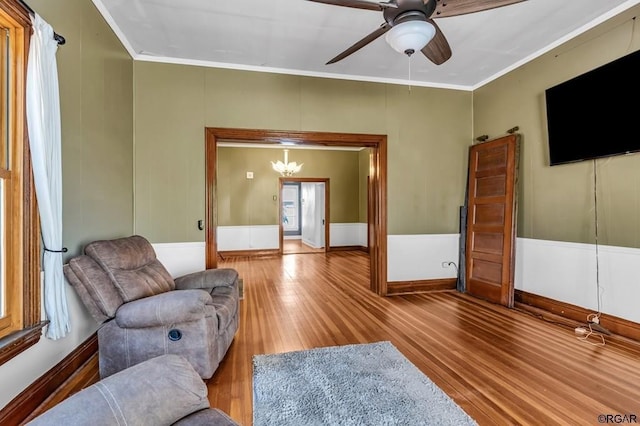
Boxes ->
[0,0,43,364]
[1,25,9,331]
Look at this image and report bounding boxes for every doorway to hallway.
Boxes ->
[280,178,329,255]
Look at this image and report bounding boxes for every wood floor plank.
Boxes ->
[211,251,640,426]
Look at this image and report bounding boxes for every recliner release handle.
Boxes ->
[168,329,182,341]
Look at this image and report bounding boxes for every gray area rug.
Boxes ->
[253,341,477,425]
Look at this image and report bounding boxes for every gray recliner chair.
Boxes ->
[27,354,239,426]
[64,235,239,379]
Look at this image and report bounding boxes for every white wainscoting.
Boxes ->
[515,238,640,324]
[217,223,366,251]
[387,235,640,323]
[217,225,280,251]
[152,235,640,324]
[152,242,205,278]
[330,223,367,247]
[387,234,460,282]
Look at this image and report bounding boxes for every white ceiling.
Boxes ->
[93,0,639,90]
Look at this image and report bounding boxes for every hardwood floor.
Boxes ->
[211,251,640,426]
[282,239,325,254]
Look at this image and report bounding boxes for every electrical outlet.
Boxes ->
[441,261,457,269]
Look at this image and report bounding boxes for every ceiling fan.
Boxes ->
[307,0,526,65]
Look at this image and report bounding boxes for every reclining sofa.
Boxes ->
[27,354,239,425]
[64,235,240,379]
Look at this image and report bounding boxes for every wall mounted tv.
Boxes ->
[545,49,640,166]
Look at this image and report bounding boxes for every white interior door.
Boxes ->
[301,182,325,248]
[317,183,325,248]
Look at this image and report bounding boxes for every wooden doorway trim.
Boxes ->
[279,177,330,255]
[205,127,388,295]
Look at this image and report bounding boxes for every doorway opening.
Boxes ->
[280,178,329,255]
[205,127,388,295]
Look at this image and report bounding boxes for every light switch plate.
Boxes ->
[246,172,254,179]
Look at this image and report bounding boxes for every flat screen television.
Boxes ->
[545,49,640,166]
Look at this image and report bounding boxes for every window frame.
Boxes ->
[0,0,44,366]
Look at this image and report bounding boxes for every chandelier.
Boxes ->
[271,149,303,176]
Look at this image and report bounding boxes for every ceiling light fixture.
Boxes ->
[385,20,436,57]
[271,149,303,176]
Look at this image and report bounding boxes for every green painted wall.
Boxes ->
[0,0,133,410]
[29,0,134,257]
[473,4,640,247]
[134,64,472,241]
[217,147,361,226]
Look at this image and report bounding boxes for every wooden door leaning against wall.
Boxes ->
[465,133,520,307]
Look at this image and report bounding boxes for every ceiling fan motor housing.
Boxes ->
[383,0,436,26]
[311,0,525,65]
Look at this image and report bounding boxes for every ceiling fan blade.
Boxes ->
[326,22,391,64]
[307,0,397,11]
[433,0,526,18]
[421,19,451,65]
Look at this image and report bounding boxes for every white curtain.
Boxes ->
[26,13,69,340]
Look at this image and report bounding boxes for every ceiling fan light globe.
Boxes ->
[385,20,436,55]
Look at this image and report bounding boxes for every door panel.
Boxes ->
[465,134,520,307]
[301,183,316,247]
[318,184,326,248]
[474,204,505,225]
[301,182,326,249]
[472,232,504,254]
[475,176,506,197]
